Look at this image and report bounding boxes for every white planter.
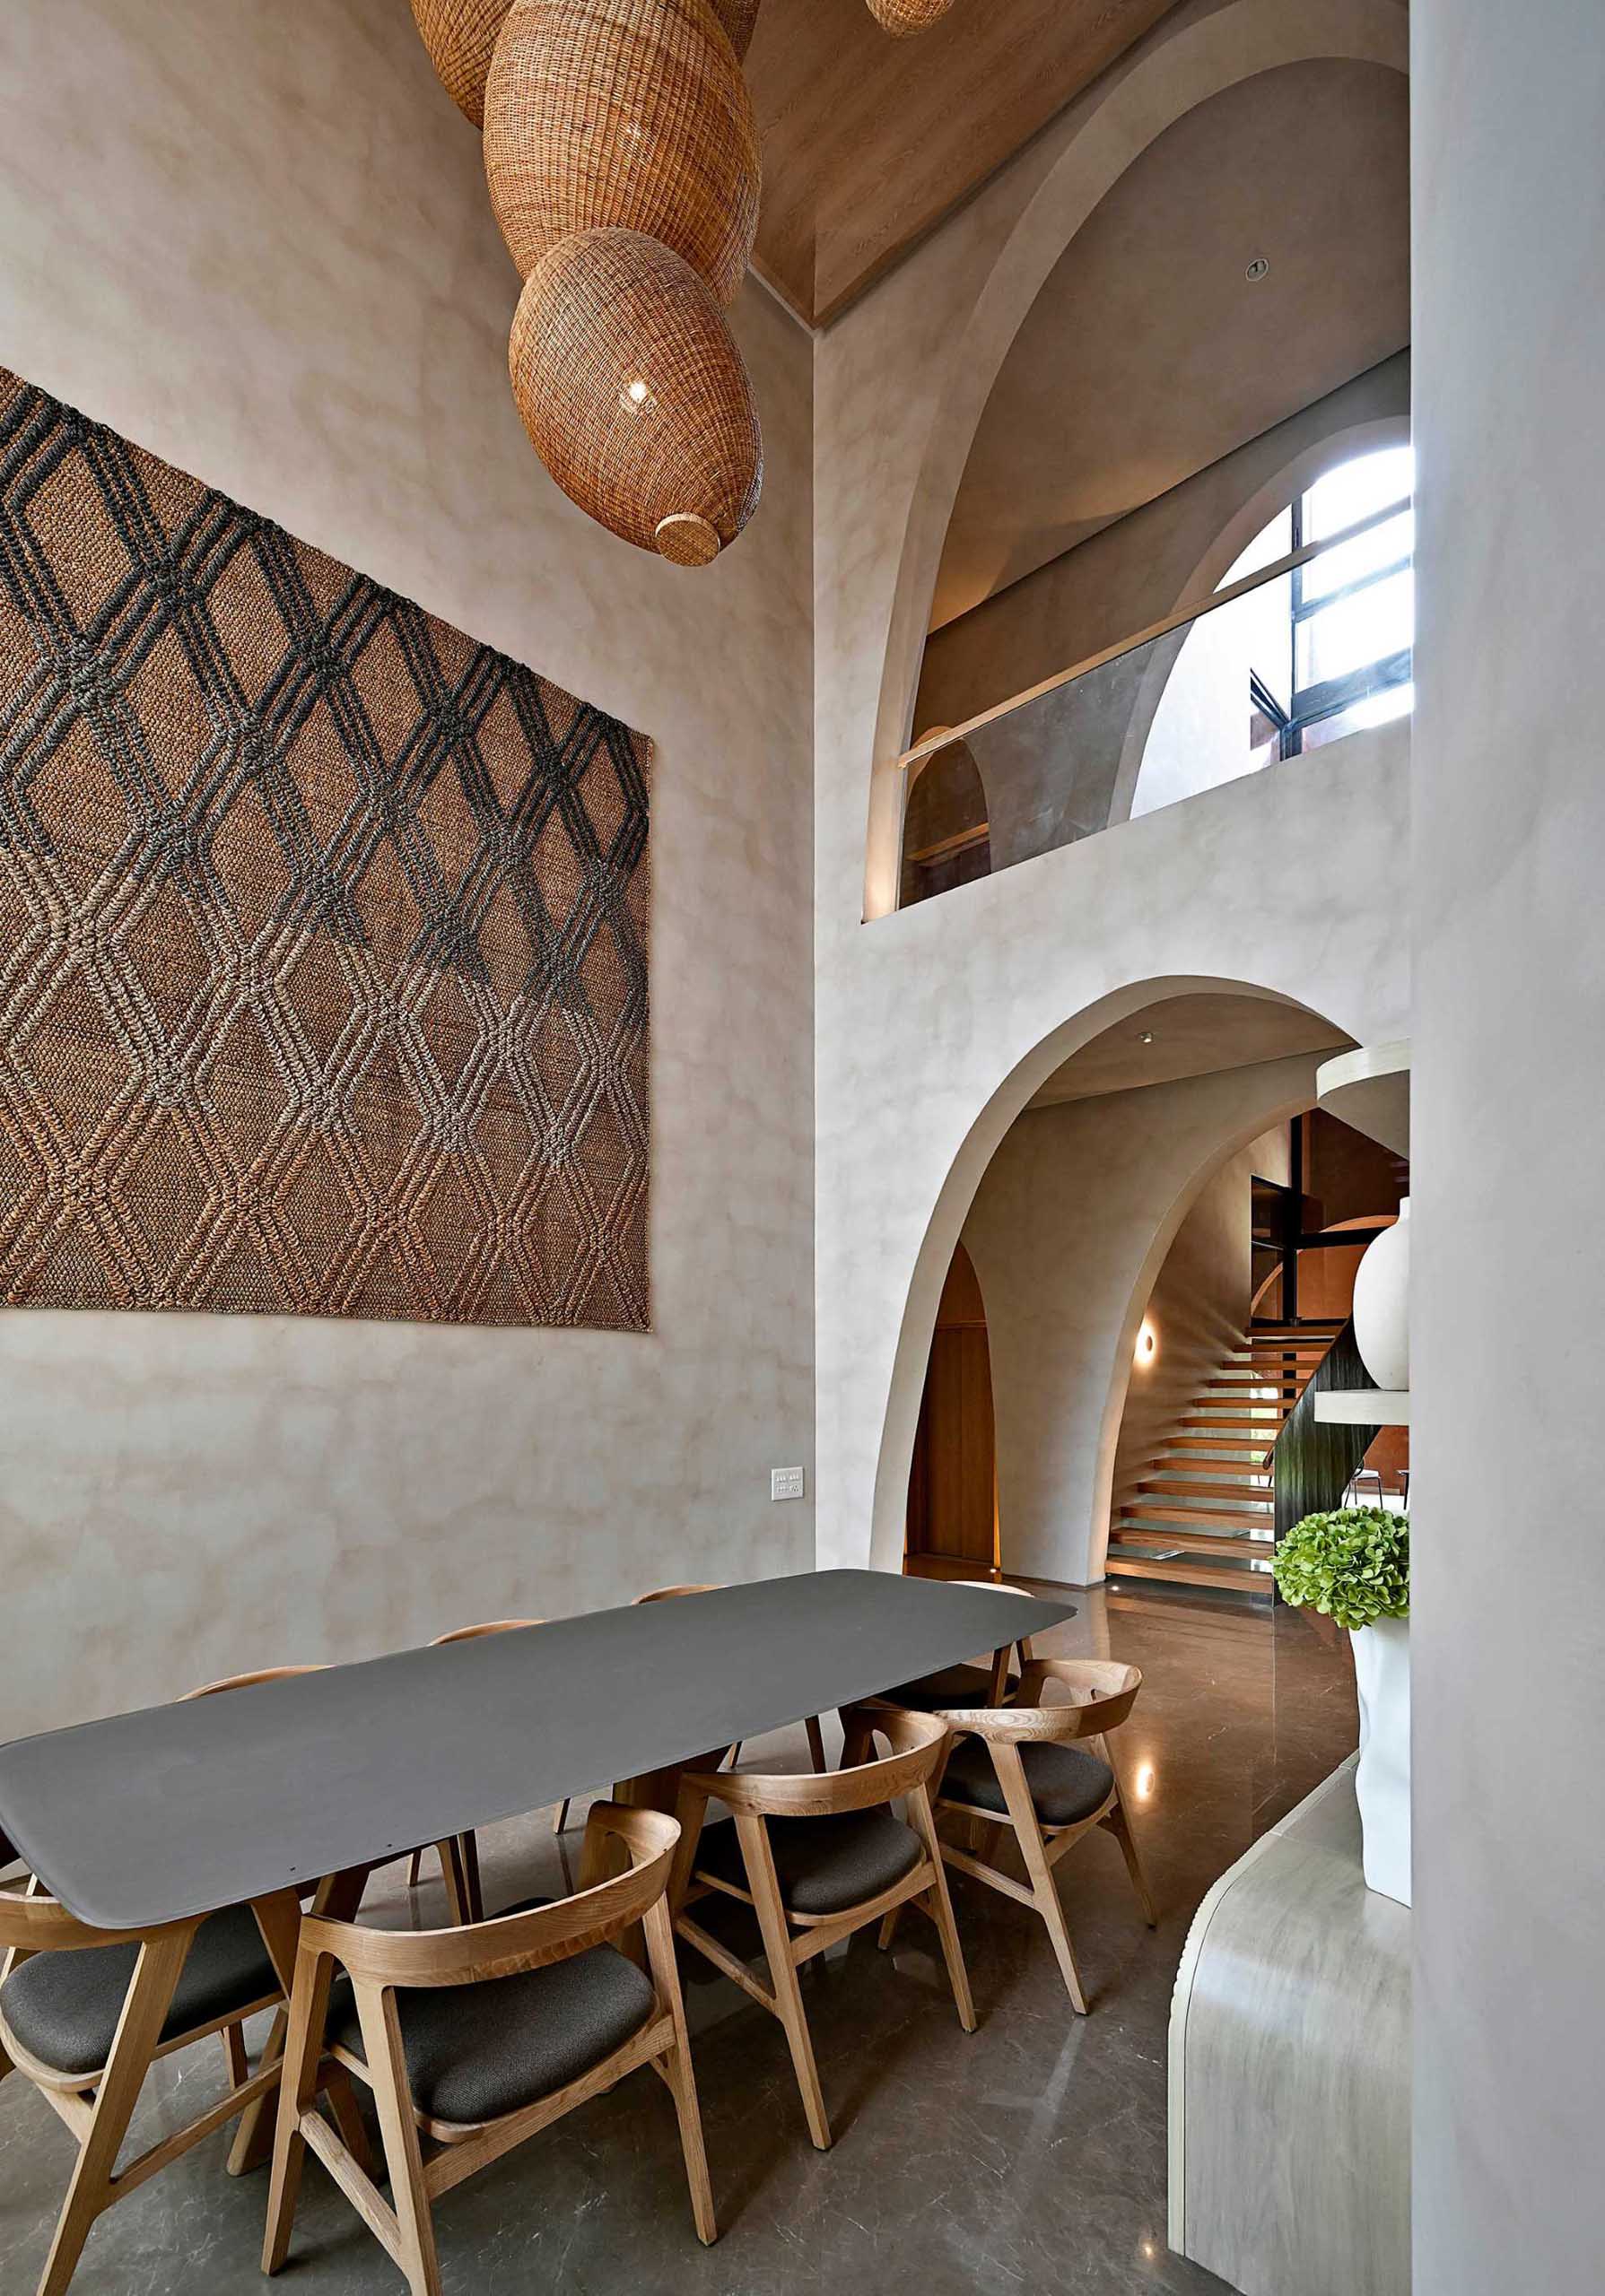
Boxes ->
[1353,1196,1409,1392]
[1350,1615,1411,1905]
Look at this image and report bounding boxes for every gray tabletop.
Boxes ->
[0,1570,1073,1931]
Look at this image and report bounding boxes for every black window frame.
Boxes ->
[1256,473,1414,760]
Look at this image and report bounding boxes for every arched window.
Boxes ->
[1133,443,1412,820]
[900,734,990,909]
[1266,445,1414,753]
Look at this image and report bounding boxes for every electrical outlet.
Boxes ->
[771,1466,806,1502]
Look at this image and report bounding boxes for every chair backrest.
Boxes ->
[430,1619,543,1645]
[943,1578,1040,1671]
[180,1665,331,1700]
[0,1880,179,1956]
[632,1584,720,1604]
[300,1803,678,1990]
[683,1704,948,1819]
[940,1657,1143,1743]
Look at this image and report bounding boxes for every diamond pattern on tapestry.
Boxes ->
[0,367,650,1328]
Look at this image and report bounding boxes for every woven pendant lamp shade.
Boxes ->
[484,0,761,307]
[510,228,762,563]
[866,0,958,32]
[710,0,762,58]
[410,0,513,126]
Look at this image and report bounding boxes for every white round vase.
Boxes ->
[1353,1196,1409,1391]
[1350,1614,1411,1905]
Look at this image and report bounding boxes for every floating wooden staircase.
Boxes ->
[1105,1321,1345,1597]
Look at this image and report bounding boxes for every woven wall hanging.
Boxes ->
[0,367,651,1329]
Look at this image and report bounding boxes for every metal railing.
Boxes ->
[895,499,1414,911]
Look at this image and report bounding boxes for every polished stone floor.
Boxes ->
[0,1586,1357,2295]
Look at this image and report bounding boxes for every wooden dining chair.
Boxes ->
[884,1657,1156,2013]
[406,1621,544,1916]
[262,1802,715,2294]
[0,1667,345,2296]
[552,1584,826,1835]
[671,1704,974,2152]
[877,1578,1041,1712]
[0,1883,309,2296]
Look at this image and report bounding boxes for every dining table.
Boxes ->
[0,1570,1075,1931]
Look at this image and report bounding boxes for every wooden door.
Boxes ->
[906,1244,997,1568]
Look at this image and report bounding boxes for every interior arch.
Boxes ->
[868,977,1351,1574]
[860,0,1411,920]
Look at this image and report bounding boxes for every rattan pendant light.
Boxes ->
[484,0,761,306]
[410,0,513,126]
[710,0,762,58]
[509,227,762,564]
[866,0,959,32]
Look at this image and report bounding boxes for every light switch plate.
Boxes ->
[771,1467,806,1501]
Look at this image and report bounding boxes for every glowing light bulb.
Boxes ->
[1135,1319,1157,1366]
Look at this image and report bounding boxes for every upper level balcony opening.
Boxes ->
[887,53,1409,918]
[898,442,1413,910]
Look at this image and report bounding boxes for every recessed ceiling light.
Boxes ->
[1245,256,1269,282]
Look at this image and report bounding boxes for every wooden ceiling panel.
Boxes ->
[744,0,1182,324]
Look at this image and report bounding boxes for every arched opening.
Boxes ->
[899,733,990,909]
[903,1240,998,1577]
[860,0,1412,918]
[874,982,1392,1592]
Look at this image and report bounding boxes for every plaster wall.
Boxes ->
[0,0,815,1732]
[1410,0,1605,2283]
[814,0,1411,1580]
[963,1059,1317,1586]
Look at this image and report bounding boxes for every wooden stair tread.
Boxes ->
[1120,1508,1272,1534]
[1108,1320,1342,1596]
[1136,1473,1271,1493]
[1129,1485,1273,1510]
[1103,1552,1271,1593]
[1112,1522,1273,1555]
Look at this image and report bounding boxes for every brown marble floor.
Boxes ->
[0,1585,1356,2296]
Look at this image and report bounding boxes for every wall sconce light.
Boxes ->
[1135,1318,1157,1367]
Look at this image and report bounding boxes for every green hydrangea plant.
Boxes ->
[1270,1507,1410,1631]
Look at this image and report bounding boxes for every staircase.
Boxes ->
[1105,1320,1345,1597]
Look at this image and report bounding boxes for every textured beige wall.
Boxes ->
[1411,0,1605,2283]
[0,0,816,1731]
[813,0,1411,1579]
[962,1057,1320,1585]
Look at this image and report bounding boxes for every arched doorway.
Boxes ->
[904,1240,998,1576]
[880,985,1359,1586]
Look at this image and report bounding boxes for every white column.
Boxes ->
[1411,2,1605,2286]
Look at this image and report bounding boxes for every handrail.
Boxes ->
[1269,1320,1380,1543]
[895,495,1414,775]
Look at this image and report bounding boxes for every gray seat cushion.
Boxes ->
[940,1735,1114,1830]
[695,1807,923,1917]
[0,1902,279,2079]
[878,1663,1016,1712]
[328,1902,656,2126]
